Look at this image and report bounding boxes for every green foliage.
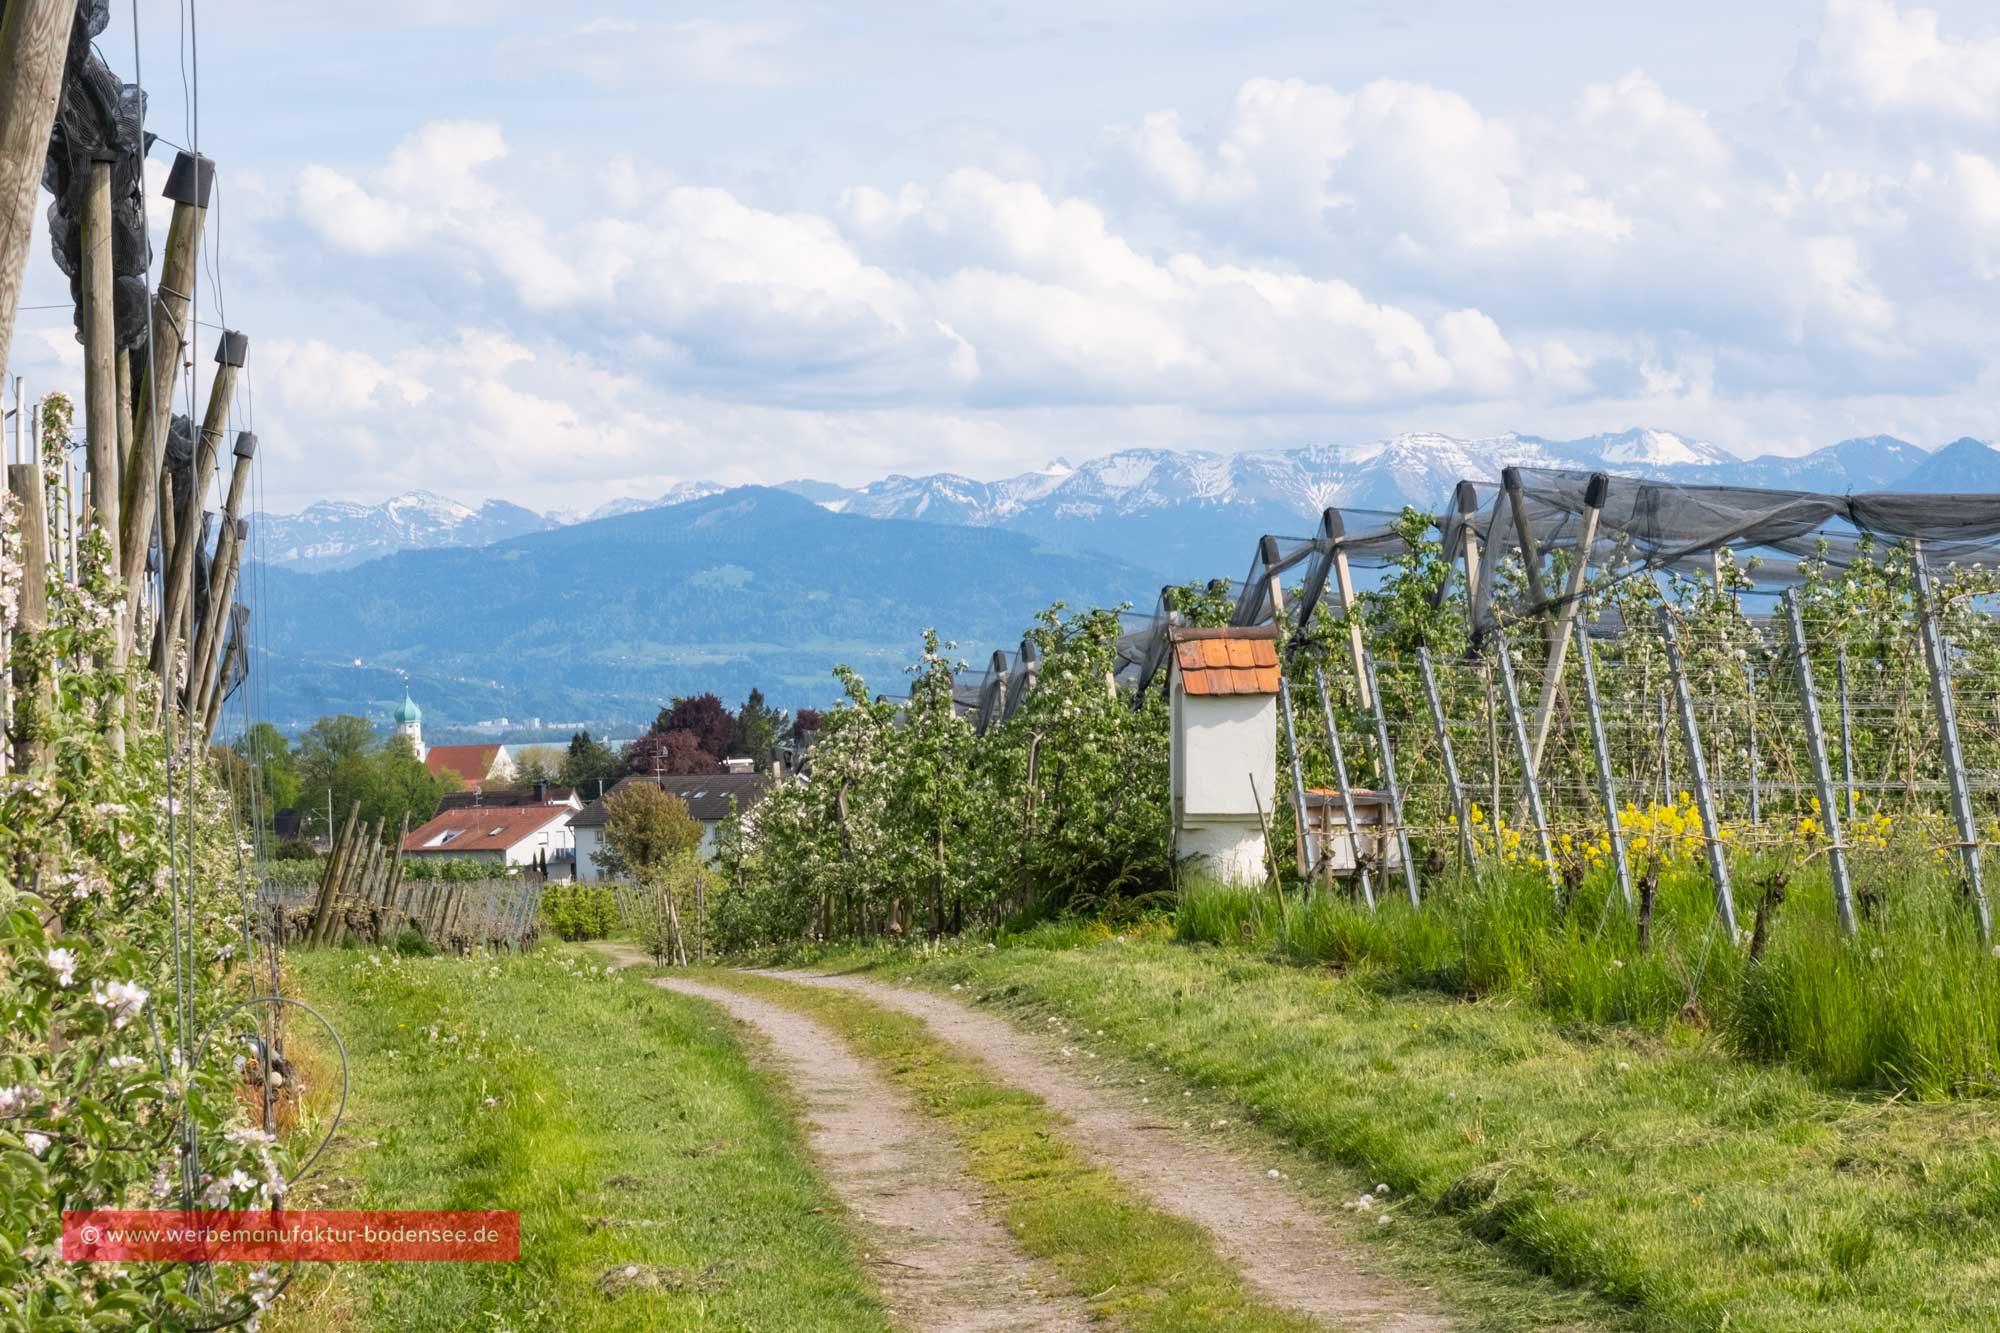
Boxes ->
[557,730,619,795]
[0,403,283,1325]
[717,608,1170,951]
[539,883,619,941]
[292,715,462,842]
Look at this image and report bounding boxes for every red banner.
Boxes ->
[63,1209,520,1262]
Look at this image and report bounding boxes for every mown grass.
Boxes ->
[1178,851,2000,1097]
[805,933,2000,1332]
[700,968,1328,1333]
[272,946,889,1332]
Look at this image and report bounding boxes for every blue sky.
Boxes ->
[13,0,2000,513]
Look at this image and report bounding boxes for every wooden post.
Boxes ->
[310,802,360,944]
[1910,540,1990,940]
[1325,511,1372,709]
[1417,646,1475,871]
[191,432,254,712]
[7,460,49,771]
[1276,678,1313,881]
[1362,650,1421,907]
[0,0,74,378]
[154,331,244,695]
[1528,472,1606,769]
[1572,616,1634,909]
[195,521,246,734]
[1501,468,1551,618]
[1493,625,1559,890]
[1836,645,1856,821]
[1782,591,1856,936]
[121,151,211,625]
[1313,667,1374,908]
[1657,606,1740,940]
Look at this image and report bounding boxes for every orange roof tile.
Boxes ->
[424,744,505,785]
[1171,626,1281,696]
[402,804,570,855]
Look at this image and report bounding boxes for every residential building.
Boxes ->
[400,802,575,872]
[424,742,517,791]
[571,772,770,880]
[433,781,581,816]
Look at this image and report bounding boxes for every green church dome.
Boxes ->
[393,692,422,724]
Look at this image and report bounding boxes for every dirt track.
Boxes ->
[760,969,1450,1333]
[646,971,1091,1331]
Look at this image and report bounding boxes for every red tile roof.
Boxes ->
[1168,626,1281,696]
[402,804,570,855]
[424,744,505,785]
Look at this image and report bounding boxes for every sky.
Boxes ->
[11,0,2000,514]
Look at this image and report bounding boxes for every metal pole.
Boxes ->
[1492,625,1558,890]
[1657,691,1670,805]
[1910,540,1991,940]
[1746,662,1761,826]
[1657,606,1739,940]
[1836,645,1856,821]
[1528,471,1607,767]
[1416,646,1475,871]
[1782,591,1856,936]
[1363,649,1420,907]
[1277,678,1313,883]
[1572,617,1633,908]
[1313,667,1373,909]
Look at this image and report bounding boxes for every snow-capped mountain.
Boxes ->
[250,491,557,571]
[257,429,1984,576]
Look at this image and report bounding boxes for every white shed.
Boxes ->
[1168,626,1281,886]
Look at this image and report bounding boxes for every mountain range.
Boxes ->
[254,429,2000,578]
[252,487,1155,731]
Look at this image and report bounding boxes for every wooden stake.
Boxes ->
[153,333,244,697]
[0,0,74,378]
[6,460,49,771]
[1528,472,1606,769]
[81,158,123,561]
[121,152,211,633]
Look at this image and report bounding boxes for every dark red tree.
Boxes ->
[625,728,715,776]
[651,693,736,759]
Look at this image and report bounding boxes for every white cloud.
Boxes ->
[532,18,793,89]
[1798,0,2000,122]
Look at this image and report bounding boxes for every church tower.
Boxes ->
[393,691,425,761]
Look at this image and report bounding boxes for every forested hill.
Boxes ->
[249,486,1161,731]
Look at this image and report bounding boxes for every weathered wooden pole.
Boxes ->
[1571,616,1633,909]
[121,151,211,626]
[309,801,360,944]
[0,0,74,378]
[1313,667,1373,908]
[195,520,246,735]
[153,331,244,695]
[1910,540,1991,940]
[1362,650,1421,907]
[81,158,122,553]
[190,432,254,706]
[1276,678,1314,882]
[1657,606,1739,940]
[1781,591,1856,936]
[1493,625,1559,890]
[1501,468,1552,621]
[1417,645,1476,871]
[1528,472,1606,768]
[1325,511,1371,709]
[6,459,49,771]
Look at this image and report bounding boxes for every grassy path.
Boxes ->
[273,948,890,1332]
[741,967,1451,1332]
[773,932,2000,1332]
[647,973,1094,1330]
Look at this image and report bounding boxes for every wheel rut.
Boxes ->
[758,968,1452,1333]
[630,964,1091,1332]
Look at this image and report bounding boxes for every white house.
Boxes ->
[1168,625,1280,886]
[400,803,574,870]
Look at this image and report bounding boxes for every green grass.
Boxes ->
[274,947,890,1332]
[787,931,2000,1332]
[700,968,1325,1333]
[1177,854,2000,1097]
